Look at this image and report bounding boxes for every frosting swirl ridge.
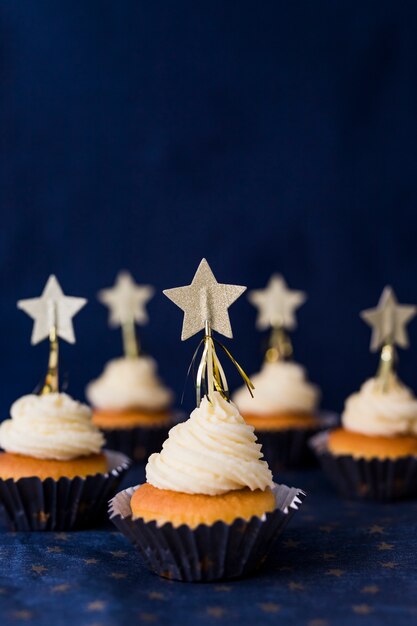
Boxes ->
[233,361,320,415]
[146,392,273,495]
[342,375,417,436]
[86,356,173,411]
[0,393,105,460]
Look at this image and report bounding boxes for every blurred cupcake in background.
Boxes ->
[86,272,174,463]
[0,276,130,531]
[312,287,417,500]
[233,274,331,471]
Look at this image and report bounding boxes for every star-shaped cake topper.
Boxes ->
[98,271,154,327]
[163,258,246,340]
[18,275,86,345]
[248,274,306,330]
[361,286,416,352]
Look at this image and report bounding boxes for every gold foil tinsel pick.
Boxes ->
[40,305,59,395]
[265,325,293,363]
[194,320,254,407]
[376,342,396,393]
[121,317,139,358]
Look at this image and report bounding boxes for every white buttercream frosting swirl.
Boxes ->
[233,361,320,415]
[342,375,417,436]
[0,393,105,460]
[86,357,173,411]
[146,392,273,495]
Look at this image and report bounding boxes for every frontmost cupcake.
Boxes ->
[87,271,174,462]
[109,259,304,581]
[233,274,327,470]
[0,276,131,531]
[312,286,417,500]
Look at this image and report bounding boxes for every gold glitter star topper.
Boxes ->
[360,286,416,391]
[164,259,253,406]
[18,275,87,394]
[98,271,154,358]
[248,274,306,363]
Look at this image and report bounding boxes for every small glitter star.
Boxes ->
[319,525,334,533]
[84,558,98,565]
[31,565,47,574]
[361,585,380,594]
[10,611,32,621]
[110,572,127,579]
[54,533,70,541]
[38,511,50,524]
[276,565,294,572]
[353,604,373,615]
[51,584,70,593]
[288,581,305,591]
[380,561,397,569]
[326,569,345,577]
[87,601,106,612]
[163,258,246,340]
[368,525,384,534]
[283,538,300,548]
[139,614,158,623]
[320,553,336,560]
[18,275,86,345]
[248,274,306,330]
[214,586,232,592]
[110,550,127,558]
[206,607,226,618]
[377,542,394,551]
[361,286,416,351]
[47,547,63,554]
[258,603,281,613]
[148,592,165,601]
[99,271,154,327]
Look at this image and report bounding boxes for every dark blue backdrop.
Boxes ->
[1,2,417,417]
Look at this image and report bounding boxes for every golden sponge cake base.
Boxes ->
[0,452,108,480]
[131,483,276,528]
[328,428,417,460]
[243,411,320,431]
[93,408,171,430]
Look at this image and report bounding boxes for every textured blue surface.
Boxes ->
[0,466,415,625]
[1,2,417,419]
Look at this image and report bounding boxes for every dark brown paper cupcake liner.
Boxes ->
[255,411,338,472]
[101,411,186,464]
[102,425,169,463]
[109,482,305,582]
[0,450,131,531]
[310,430,417,501]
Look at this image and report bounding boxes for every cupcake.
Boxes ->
[109,259,304,581]
[312,286,417,500]
[233,274,330,470]
[0,275,131,531]
[87,271,175,462]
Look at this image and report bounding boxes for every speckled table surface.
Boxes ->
[0,466,415,626]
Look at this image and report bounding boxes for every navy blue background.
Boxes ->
[2,2,417,416]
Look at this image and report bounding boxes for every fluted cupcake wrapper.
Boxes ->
[255,412,338,472]
[109,482,305,582]
[0,451,132,531]
[102,426,169,464]
[310,431,417,501]
[101,412,186,464]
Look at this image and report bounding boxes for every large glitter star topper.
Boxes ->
[248,274,306,362]
[18,275,87,394]
[98,271,154,358]
[163,259,252,405]
[360,286,416,390]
